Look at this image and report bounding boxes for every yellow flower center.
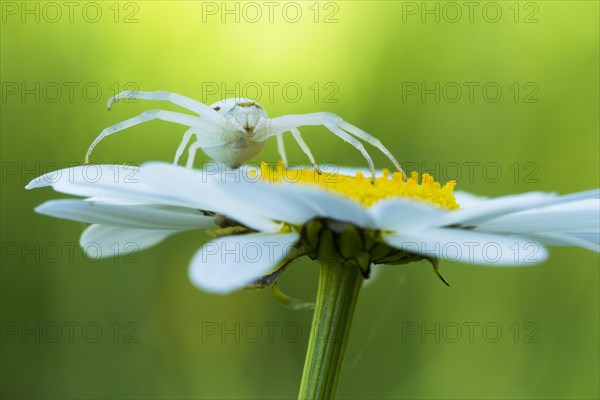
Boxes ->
[253,162,459,210]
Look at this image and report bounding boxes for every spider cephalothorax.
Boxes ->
[85,90,406,181]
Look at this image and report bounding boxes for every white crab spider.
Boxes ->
[85,90,406,182]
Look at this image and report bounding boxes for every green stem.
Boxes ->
[298,230,364,400]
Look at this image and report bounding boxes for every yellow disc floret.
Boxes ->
[253,162,459,210]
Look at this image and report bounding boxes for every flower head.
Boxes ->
[27,162,599,294]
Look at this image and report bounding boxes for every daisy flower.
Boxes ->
[27,160,599,399]
[26,161,599,293]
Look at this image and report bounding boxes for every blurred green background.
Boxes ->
[1,1,598,399]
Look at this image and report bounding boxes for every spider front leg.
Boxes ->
[108,90,227,125]
[85,110,217,164]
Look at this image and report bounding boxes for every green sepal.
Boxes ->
[378,250,418,265]
[354,251,372,275]
[338,225,363,259]
[342,259,358,270]
[426,258,452,287]
[305,220,323,251]
[362,231,377,252]
[369,242,394,262]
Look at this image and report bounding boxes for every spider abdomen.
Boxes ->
[202,139,266,169]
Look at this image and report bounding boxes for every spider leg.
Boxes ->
[268,112,405,182]
[319,113,405,179]
[322,123,376,183]
[174,128,231,165]
[85,110,215,163]
[108,91,226,124]
[290,128,321,174]
[184,127,241,168]
[266,113,377,183]
[174,129,194,165]
[276,135,288,165]
[333,119,405,180]
[185,141,213,169]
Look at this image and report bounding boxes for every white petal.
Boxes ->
[567,231,600,245]
[261,167,375,226]
[30,163,281,232]
[36,199,214,230]
[526,231,599,252]
[80,224,180,259]
[453,191,488,208]
[281,184,376,229]
[556,188,600,202]
[369,198,448,230]
[85,196,146,204]
[444,192,559,226]
[188,232,300,294]
[45,163,223,209]
[218,180,320,225]
[382,228,548,266]
[135,163,289,232]
[26,164,140,190]
[478,198,600,234]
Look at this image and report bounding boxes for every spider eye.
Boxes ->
[213,106,221,111]
[236,101,256,108]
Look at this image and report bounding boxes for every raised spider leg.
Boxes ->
[332,117,406,180]
[276,135,288,165]
[108,90,226,124]
[266,113,377,183]
[290,128,321,174]
[85,110,217,163]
